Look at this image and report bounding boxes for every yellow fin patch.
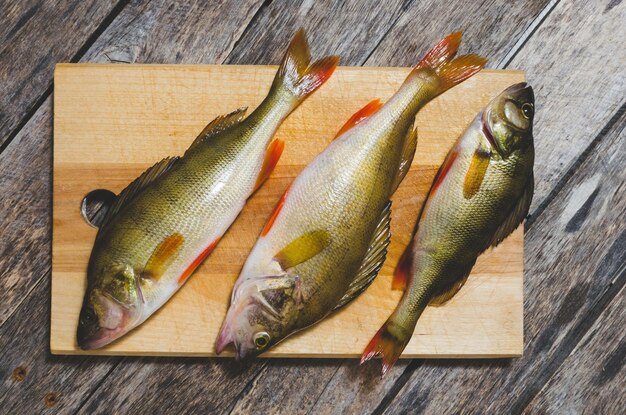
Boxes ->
[274,229,331,270]
[142,233,184,281]
[463,148,490,199]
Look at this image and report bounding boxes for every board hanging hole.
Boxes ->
[81,189,117,228]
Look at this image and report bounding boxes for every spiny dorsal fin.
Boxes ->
[274,229,331,270]
[187,107,248,151]
[392,127,418,192]
[429,272,470,306]
[96,157,180,233]
[334,201,392,310]
[489,175,533,248]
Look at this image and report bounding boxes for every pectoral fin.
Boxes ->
[274,229,331,270]
[463,148,491,199]
[334,201,392,310]
[142,233,185,281]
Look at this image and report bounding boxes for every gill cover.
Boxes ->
[483,82,535,157]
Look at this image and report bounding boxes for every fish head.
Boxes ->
[77,263,144,350]
[483,82,535,158]
[216,274,294,360]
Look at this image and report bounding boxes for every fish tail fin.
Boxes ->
[360,319,411,377]
[408,32,487,94]
[272,28,339,106]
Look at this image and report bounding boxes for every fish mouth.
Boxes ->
[77,326,128,350]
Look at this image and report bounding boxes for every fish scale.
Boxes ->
[362,82,535,376]
[217,32,487,360]
[77,30,339,350]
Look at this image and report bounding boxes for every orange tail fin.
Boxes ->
[409,32,487,93]
[361,320,410,377]
[274,28,339,102]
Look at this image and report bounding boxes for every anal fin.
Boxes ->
[392,243,413,291]
[334,99,383,139]
[254,139,285,191]
[334,201,392,310]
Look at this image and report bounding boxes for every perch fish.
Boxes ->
[216,33,486,359]
[77,30,339,349]
[361,82,536,375]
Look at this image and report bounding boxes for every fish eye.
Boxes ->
[521,103,534,119]
[81,308,96,325]
[253,332,270,350]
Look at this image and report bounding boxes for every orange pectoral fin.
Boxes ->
[334,99,383,139]
[143,233,185,281]
[178,237,221,285]
[261,184,291,237]
[463,148,490,199]
[254,139,285,192]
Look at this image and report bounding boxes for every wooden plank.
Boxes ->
[289,0,626,413]
[52,64,524,358]
[370,0,626,216]
[0,1,266,413]
[381,82,626,414]
[0,0,264,331]
[225,0,412,66]
[0,280,119,414]
[62,3,440,412]
[526,284,626,414]
[0,0,122,149]
[227,0,561,411]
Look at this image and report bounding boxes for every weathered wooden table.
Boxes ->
[0,1,624,413]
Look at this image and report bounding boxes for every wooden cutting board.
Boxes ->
[51,64,525,358]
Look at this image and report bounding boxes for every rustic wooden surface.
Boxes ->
[0,0,624,413]
[51,64,524,358]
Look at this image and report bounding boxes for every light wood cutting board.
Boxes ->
[51,64,524,358]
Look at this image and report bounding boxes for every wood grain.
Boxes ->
[382,81,626,415]
[52,64,524,358]
[0,0,624,413]
[526,285,626,414]
[0,0,122,149]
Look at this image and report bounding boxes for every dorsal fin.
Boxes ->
[187,107,247,152]
[392,127,418,192]
[96,157,180,233]
[334,201,392,310]
[334,99,383,139]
